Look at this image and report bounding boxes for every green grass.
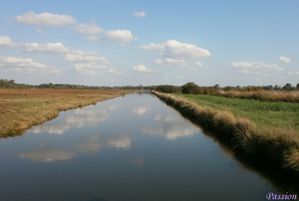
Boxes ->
[153,91,299,173]
[181,94,299,133]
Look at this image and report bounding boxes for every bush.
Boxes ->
[181,82,200,94]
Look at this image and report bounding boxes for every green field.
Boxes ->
[180,94,299,133]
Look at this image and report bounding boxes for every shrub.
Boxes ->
[181,82,200,94]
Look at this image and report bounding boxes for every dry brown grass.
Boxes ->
[153,91,299,175]
[0,88,133,137]
[214,90,299,102]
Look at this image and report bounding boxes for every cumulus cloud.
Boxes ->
[133,11,146,17]
[133,64,154,73]
[231,61,283,75]
[194,61,203,67]
[64,50,109,63]
[141,43,164,51]
[0,36,13,46]
[142,40,210,58]
[0,35,123,76]
[287,72,299,76]
[155,58,185,65]
[23,42,68,53]
[64,50,112,75]
[0,56,60,74]
[279,56,291,63]
[16,11,76,27]
[142,40,210,66]
[73,23,102,41]
[75,62,108,75]
[106,29,135,43]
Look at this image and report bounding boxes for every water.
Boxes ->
[0,93,296,201]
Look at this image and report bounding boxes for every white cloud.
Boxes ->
[133,64,154,73]
[0,36,13,46]
[106,68,123,74]
[16,11,76,27]
[194,61,203,67]
[279,56,291,63]
[23,42,68,53]
[155,58,185,65]
[287,72,299,76]
[106,29,135,43]
[142,40,210,66]
[231,61,283,75]
[142,40,210,58]
[73,23,102,41]
[133,11,146,17]
[0,56,60,74]
[75,62,108,75]
[141,43,164,51]
[64,50,109,63]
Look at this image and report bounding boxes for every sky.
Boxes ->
[0,0,298,86]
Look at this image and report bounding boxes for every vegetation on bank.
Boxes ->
[0,79,146,90]
[153,91,299,175]
[0,88,133,138]
[155,82,299,103]
[182,94,299,132]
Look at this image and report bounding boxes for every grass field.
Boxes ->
[153,91,299,175]
[181,94,299,133]
[0,88,133,138]
[202,90,299,103]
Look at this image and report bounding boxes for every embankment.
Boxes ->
[152,91,299,176]
[0,88,133,138]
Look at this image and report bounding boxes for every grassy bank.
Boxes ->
[153,91,299,175]
[0,88,133,138]
[202,90,299,103]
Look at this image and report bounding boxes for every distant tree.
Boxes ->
[213,84,220,89]
[263,85,273,91]
[297,83,299,89]
[181,82,200,94]
[283,83,292,90]
[156,85,181,93]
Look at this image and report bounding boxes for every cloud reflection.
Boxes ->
[107,136,132,150]
[30,105,109,135]
[132,106,148,116]
[143,114,200,140]
[19,134,132,162]
[19,149,75,162]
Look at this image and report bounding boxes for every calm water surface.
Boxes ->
[0,94,296,201]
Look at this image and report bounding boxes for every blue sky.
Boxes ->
[0,0,298,86]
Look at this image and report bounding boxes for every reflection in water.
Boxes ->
[143,114,200,140]
[132,106,148,116]
[19,134,132,162]
[19,149,75,162]
[132,158,145,168]
[107,136,132,150]
[0,94,297,201]
[31,106,110,135]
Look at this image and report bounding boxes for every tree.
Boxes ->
[181,82,200,94]
[156,85,181,93]
[297,83,299,89]
[283,83,292,90]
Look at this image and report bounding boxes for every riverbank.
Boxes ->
[152,91,299,175]
[0,88,133,138]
